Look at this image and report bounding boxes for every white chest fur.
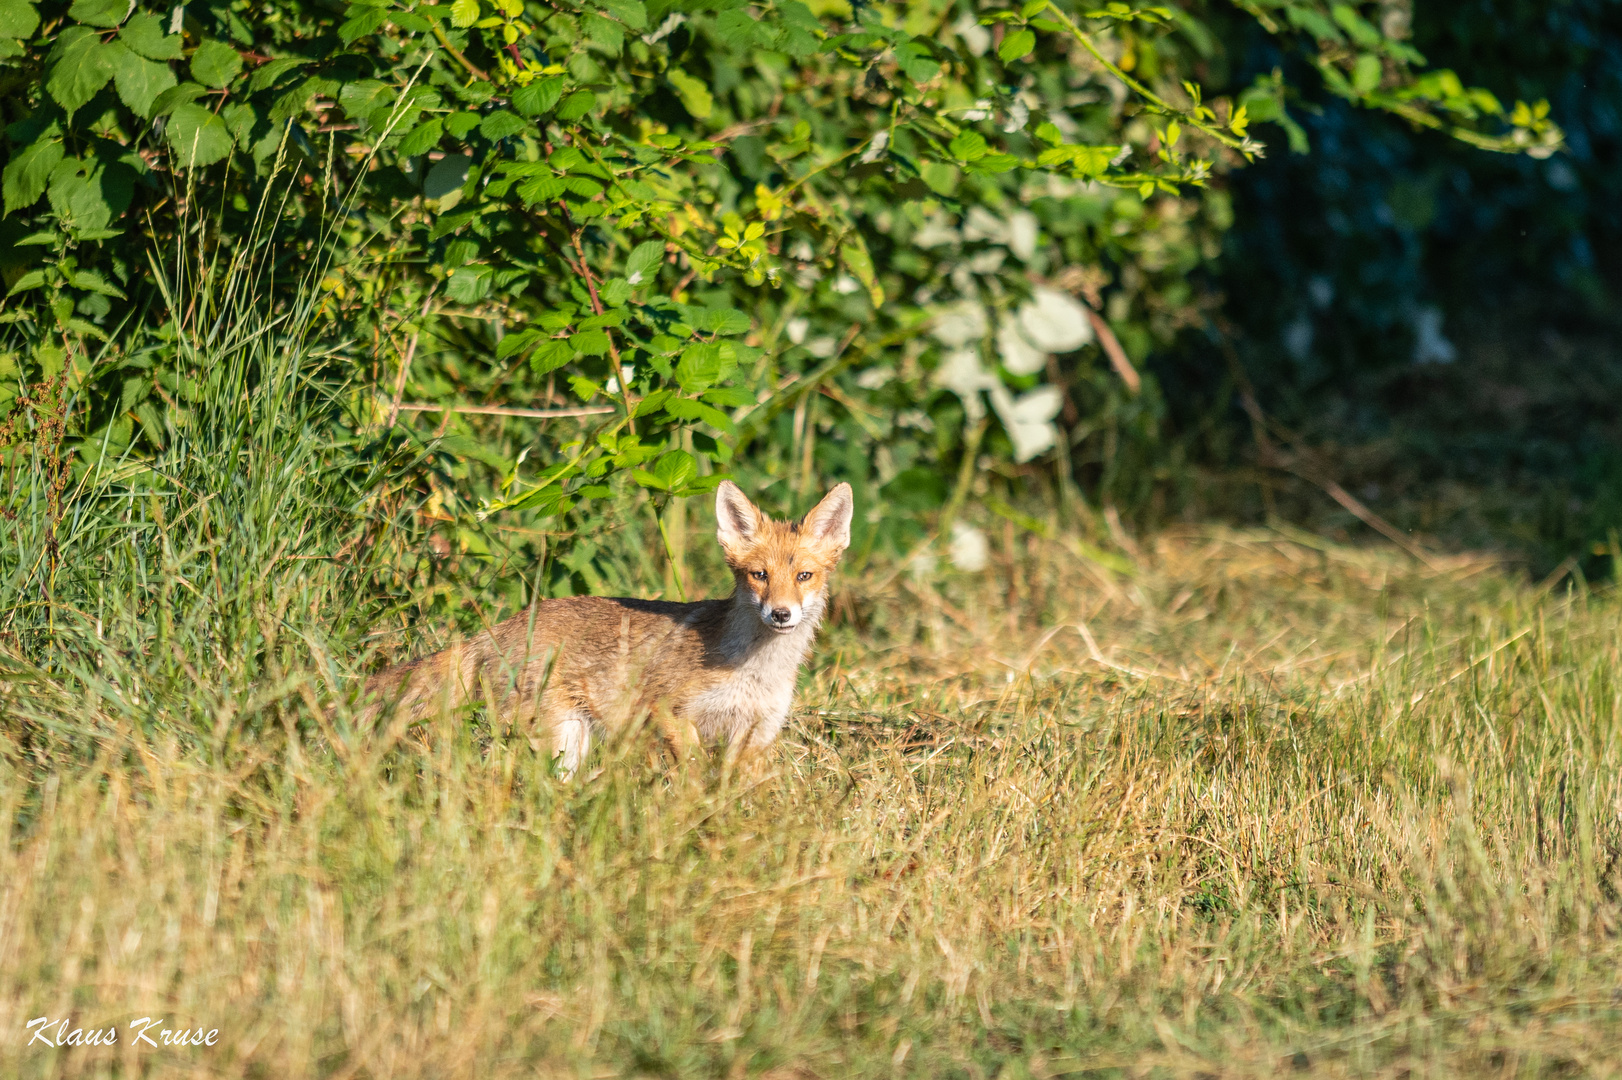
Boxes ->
[685,594,824,747]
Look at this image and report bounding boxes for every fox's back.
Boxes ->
[486,593,732,703]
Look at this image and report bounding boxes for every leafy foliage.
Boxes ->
[0,0,1564,584]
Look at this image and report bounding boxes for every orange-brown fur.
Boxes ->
[355,482,854,775]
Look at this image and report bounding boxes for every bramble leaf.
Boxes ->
[166,102,235,166]
[46,27,117,118]
[190,39,243,88]
[2,136,63,214]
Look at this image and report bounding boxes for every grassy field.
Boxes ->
[5,455,1622,1080]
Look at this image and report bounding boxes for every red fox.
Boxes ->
[356,481,854,776]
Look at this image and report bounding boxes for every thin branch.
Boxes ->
[396,403,616,420]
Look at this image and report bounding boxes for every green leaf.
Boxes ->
[0,0,41,39]
[582,13,624,54]
[593,0,646,29]
[675,342,726,391]
[190,39,243,88]
[338,79,394,126]
[2,136,63,215]
[685,307,751,335]
[701,385,754,408]
[633,389,673,417]
[997,28,1035,63]
[555,90,596,121]
[840,236,884,305]
[634,450,697,492]
[548,147,585,171]
[68,267,125,297]
[576,310,624,330]
[46,27,117,118]
[67,0,130,28]
[667,69,712,121]
[517,174,565,203]
[6,269,48,296]
[512,76,564,116]
[449,0,478,28]
[970,152,1019,173]
[166,102,235,167]
[149,80,207,117]
[247,57,304,93]
[118,12,182,58]
[571,328,611,356]
[663,397,737,436]
[444,111,480,139]
[530,339,572,374]
[894,41,940,83]
[1331,3,1382,48]
[479,109,527,140]
[445,266,490,303]
[715,9,764,50]
[398,116,443,156]
[1351,53,1382,95]
[338,6,386,42]
[1285,5,1341,42]
[494,327,541,360]
[47,157,132,235]
[625,239,664,285]
[114,47,178,118]
[948,129,988,162]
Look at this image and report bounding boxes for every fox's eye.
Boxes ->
[796,571,812,582]
[751,570,767,581]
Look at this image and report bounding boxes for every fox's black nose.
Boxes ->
[770,607,793,625]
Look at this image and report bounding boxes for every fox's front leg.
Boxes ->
[528,696,592,779]
[720,712,785,782]
[649,701,702,769]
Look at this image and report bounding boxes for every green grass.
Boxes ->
[4,293,1622,1078]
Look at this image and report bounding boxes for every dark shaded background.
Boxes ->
[1165,0,1622,576]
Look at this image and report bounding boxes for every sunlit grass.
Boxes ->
[4,499,1621,1077]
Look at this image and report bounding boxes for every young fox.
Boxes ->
[357,481,853,775]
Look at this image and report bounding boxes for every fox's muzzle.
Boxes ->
[762,602,802,632]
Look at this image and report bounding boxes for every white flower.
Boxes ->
[1412,306,1457,365]
[961,206,1007,244]
[806,336,840,358]
[832,274,861,295]
[604,365,635,394]
[1017,287,1093,352]
[912,215,960,249]
[953,13,991,56]
[786,316,810,344]
[854,365,894,390]
[967,248,1006,274]
[949,522,990,572]
[1006,211,1038,261]
[1003,99,1030,134]
[930,299,989,346]
[860,129,889,164]
[642,12,685,42]
[989,384,1064,462]
[933,347,999,420]
[996,317,1048,376]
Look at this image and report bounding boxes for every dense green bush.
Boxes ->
[0,0,1562,602]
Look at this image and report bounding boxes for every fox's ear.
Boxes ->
[802,482,854,552]
[715,480,763,554]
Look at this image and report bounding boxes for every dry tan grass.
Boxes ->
[4,527,1621,1078]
